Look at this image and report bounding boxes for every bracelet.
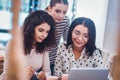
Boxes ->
[30,74,39,80]
[34,72,39,79]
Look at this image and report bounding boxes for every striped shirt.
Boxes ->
[49,16,70,65]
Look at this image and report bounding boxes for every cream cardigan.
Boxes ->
[0,43,51,80]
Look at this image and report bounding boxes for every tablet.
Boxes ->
[68,68,109,80]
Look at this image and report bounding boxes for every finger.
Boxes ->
[38,71,46,80]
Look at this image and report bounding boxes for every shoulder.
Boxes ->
[42,51,49,57]
[63,16,70,23]
[59,16,70,24]
[64,16,69,20]
[58,41,67,49]
[55,16,70,28]
[44,51,49,55]
[92,49,102,57]
[57,41,69,57]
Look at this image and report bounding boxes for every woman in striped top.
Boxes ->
[46,0,70,75]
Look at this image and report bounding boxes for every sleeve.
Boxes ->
[93,49,104,68]
[0,42,10,80]
[42,51,51,76]
[63,17,70,41]
[54,44,63,77]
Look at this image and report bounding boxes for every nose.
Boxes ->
[77,35,83,41]
[42,32,48,39]
[59,13,64,18]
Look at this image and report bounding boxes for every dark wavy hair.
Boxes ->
[23,10,55,55]
[66,17,97,56]
[50,0,68,8]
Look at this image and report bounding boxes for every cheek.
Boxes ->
[84,38,89,44]
[35,31,41,37]
[35,31,39,36]
[72,33,77,39]
[54,12,59,16]
[71,34,76,42]
[62,13,66,17]
[51,11,56,15]
[45,33,49,38]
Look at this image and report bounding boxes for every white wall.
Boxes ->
[103,0,120,54]
[75,0,109,50]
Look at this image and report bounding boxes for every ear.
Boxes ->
[47,6,52,12]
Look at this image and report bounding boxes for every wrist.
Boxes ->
[35,72,39,79]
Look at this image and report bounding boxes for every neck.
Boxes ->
[72,45,84,61]
[72,46,83,53]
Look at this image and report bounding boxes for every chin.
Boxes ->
[74,44,84,48]
[37,40,43,43]
[55,21,60,23]
[56,20,62,22]
[76,46,83,48]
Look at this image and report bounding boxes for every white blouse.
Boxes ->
[54,42,104,77]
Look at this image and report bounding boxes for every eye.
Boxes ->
[55,9,61,13]
[74,30,80,35]
[63,11,67,14]
[38,28,44,32]
[83,34,89,39]
[46,30,50,33]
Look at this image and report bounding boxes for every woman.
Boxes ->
[46,0,70,75]
[0,10,55,80]
[54,17,104,78]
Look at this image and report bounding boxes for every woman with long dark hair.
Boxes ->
[54,17,104,78]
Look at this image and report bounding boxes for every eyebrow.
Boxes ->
[75,30,88,34]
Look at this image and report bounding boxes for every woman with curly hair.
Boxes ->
[0,10,55,80]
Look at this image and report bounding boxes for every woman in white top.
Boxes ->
[0,10,55,80]
[54,17,104,78]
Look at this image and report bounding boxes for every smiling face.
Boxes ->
[34,23,50,43]
[72,25,89,49]
[47,3,68,23]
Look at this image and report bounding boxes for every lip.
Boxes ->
[39,37,44,41]
[57,19,61,21]
[75,41,83,45]
[56,18,62,21]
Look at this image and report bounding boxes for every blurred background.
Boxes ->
[0,0,119,54]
